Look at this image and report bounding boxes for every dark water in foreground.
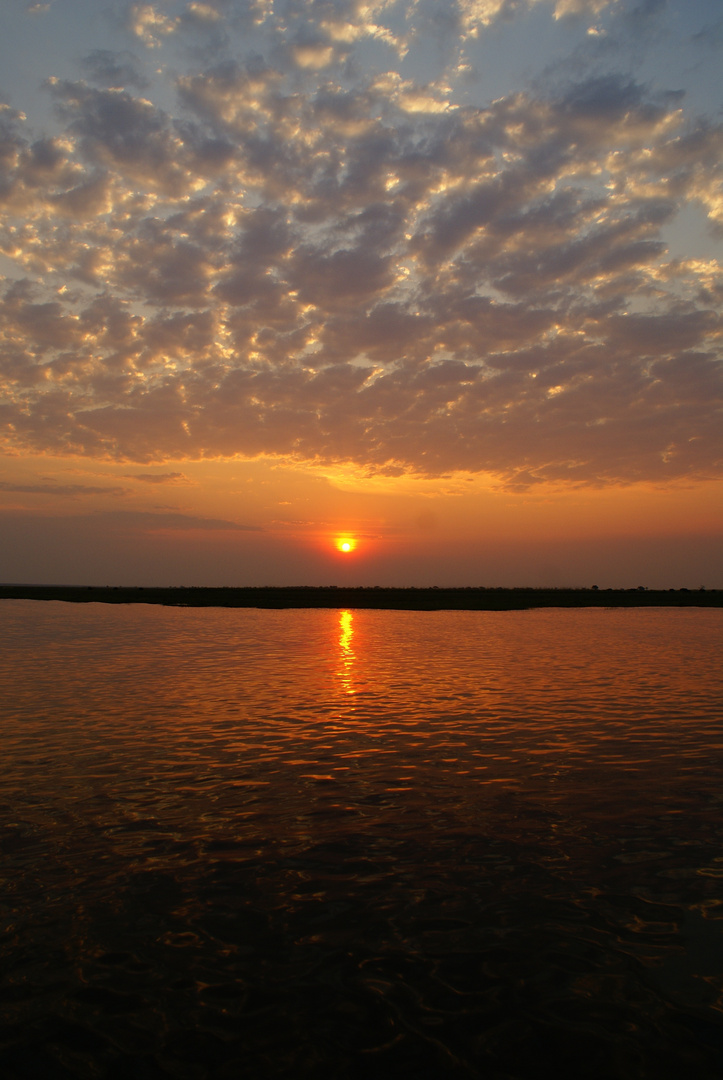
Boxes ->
[1,603,722,1079]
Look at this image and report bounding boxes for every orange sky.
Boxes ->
[1,452,720,586]
[0,0,721,586]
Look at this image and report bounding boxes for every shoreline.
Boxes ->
[1,584,721,610]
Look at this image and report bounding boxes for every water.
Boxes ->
[1,602,722,1078]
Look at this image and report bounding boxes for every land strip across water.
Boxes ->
[1,585,721,610]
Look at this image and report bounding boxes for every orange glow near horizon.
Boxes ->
[336,537,357,553]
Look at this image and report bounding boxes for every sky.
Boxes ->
[0,0,721,588]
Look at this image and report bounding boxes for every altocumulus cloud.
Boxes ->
[0,0,721,489]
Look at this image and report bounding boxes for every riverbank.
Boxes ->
[1,584,721,609]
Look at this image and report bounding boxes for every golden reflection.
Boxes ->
[337,609,356,696]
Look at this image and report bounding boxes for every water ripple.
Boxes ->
[1,603,722,1077]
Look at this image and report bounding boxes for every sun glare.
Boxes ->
[336,538,356,553]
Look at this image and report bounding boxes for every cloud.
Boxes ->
[184,2,222,24]
[123,471,191,483]
[0,3,721,490]
[127,3,179,48]
[97,510,261,530]
[80,50,150,91]
[46,79,220,198]
[692,20,723,50]
[412,0,620,42]
[0,481,129,496]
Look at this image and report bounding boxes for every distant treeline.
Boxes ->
[1,585,721,610]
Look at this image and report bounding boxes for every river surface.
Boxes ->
[1,602,722,1078]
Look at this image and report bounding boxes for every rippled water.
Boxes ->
[1,602,723,1078]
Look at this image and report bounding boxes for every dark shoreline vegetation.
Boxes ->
[1,584,721,610]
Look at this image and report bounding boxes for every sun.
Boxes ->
[336,537,356,553]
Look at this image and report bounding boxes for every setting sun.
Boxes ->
[336,538,356,553]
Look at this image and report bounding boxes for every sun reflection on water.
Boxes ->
[337,609,356,697]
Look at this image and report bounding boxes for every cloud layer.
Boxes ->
[1,0,721,488]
